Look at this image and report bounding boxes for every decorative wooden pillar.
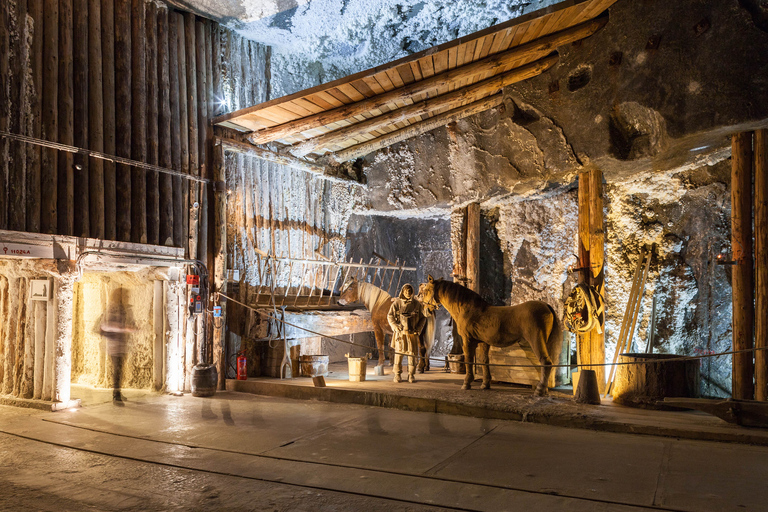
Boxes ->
[731,131,755,400]
[755,129,767,401]
[213,143,227,389]
[589,168,606,393]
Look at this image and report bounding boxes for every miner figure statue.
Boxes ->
[387,284,426,383]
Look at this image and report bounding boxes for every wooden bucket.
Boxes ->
[447,354,466,374]
[612,353,700,409]
[346,354,368,382]
[299,355,329,378]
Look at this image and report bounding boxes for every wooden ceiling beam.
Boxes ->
[289,54,558,157]
[247,17,606,145]
[324,94,505,164]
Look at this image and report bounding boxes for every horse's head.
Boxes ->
[418,275,441,311]
[337,277,359,305]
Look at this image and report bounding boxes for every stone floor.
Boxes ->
[229,361,768,446]
[1,385,767,511]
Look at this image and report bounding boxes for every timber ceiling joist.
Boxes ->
[214,0,616,168]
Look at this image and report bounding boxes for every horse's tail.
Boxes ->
[546,304,563,369]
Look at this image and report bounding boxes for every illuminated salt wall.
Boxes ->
[71,271,157,390]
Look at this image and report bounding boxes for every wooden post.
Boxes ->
[101,0,116,240]
[588,168,606,393]
[196,19,208,263]
[131,0,147,244]
[466,202,480,293]
[27,0,43,233]
[9,0,28,233]
[41,0,58,234]
[0,3,8,230]
[158,6,173,246]
[176,12,189,252]
[169,11,183,248]
[58,0,74,236]
[73,0,89,238]
[213,142,227,389]
[732,131,755,400]
[577,170,591,377]
[185,12,199,259]
[88,0,104,239]
[114,0,131,241]
[146,2,159,246]
[755,129,768,401]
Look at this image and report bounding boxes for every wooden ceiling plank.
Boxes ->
[409,61,423,81]
[490,27,513,55]
[448,46,459,70]
[539,8,570,39]
[373,69,396,91]
[499,25,523,51]
[417,54,435,78]
[361,75,386,95]
[433,49,449,74]
[478,33,496,59]
[519,15,550,45]
[213,0,607,126]
[325,87,356,105]
[472,35,489,61]
[289,54,557,156]
[308,91,345,109]
[336,83,367,102]
[247,17,606,145]
[385,67,406,89]
[349,78,377,98]
[293,97,327,115]
[278,101,316,118]
[456,41,469,67]
[258,106,301,123]
[326,93,504,163]
[397,62,416,85]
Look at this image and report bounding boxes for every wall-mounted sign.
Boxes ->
[30,279,52,301]
[1,242,52,259]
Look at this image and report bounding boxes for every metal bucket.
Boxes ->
[299,355,329,378]
[191,364,218,397]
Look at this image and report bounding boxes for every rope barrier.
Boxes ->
[219,292,767,370]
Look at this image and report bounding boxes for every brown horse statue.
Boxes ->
[419,275,562,396]
[339,278,435,368]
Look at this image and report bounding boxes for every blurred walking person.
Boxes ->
[100,287,137,404]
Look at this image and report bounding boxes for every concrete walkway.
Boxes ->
[1,388,767,511]
[229,362,768,446]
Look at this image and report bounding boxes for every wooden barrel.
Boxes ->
[299,355,329,378]
[191,364,218,397]
[612,353,700,409]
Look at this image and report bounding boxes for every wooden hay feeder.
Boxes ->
[612,353,700,409]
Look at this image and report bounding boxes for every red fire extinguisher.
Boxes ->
[237,352,247,380]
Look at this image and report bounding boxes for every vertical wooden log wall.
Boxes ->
[731,131,754,400]
[0,0,235,251]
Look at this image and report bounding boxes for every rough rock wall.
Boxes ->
[71,271,157,390]
[225,151,365,294]
[603,158,732,397]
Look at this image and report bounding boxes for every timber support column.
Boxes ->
[466,202,481,293]
[732,131,755,400]
[213,142,227,389]
[589,169,606,393]
[755,129,767,400]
